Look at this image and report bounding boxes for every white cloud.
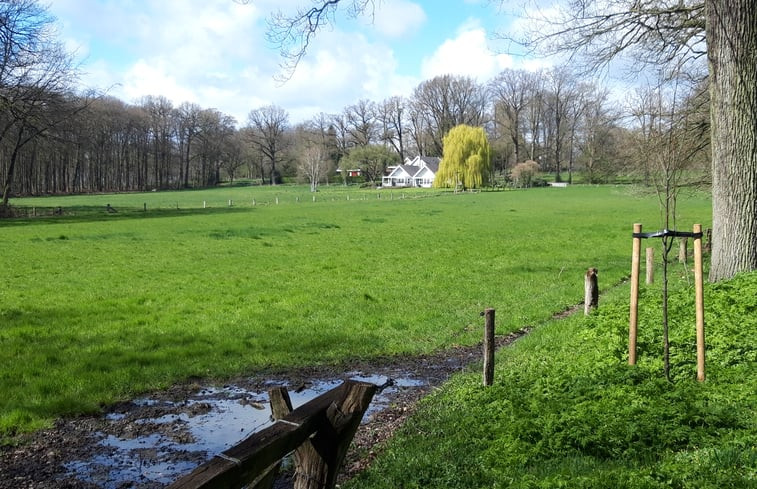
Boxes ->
[268,29,420,122]
[421,24,513,81]
[372,0,427,38]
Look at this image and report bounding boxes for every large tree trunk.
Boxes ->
[706,0,757,281]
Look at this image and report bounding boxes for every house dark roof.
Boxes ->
[399,165,418,176]
[419,156,441,165]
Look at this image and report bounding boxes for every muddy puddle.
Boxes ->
[62,373,425,488]
[1,331,532,489]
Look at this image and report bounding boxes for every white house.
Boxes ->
[382,156,441,188]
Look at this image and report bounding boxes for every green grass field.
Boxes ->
[1,185,711,439]
[345,271,757,489]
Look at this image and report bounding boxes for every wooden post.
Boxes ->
[483,308,495,386]
[629,223,642,365]
[293,382,376,489]
[694,224,706,382]
[679,237,688,263]
[646,247,655,284]
[584,268,599,315]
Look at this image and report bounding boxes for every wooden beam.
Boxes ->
[168,380,376,489]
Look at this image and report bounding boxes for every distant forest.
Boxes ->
[1,1,710,204]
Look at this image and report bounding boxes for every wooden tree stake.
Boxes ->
[483,308,495,386]
[629,223,642,365]
[694,224,706,381]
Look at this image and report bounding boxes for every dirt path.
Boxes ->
[0,329,530,489]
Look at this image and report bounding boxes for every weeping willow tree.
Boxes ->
[433,125,491,190]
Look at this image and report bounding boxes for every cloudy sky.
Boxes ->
[48,0,549,125]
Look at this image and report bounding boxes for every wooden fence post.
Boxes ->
[646,247,654,284]
[482,308,495,386]
[629,223,642,365]
[679,237,688,263]
[294,382,376,489]
[694,224,706,381]
[584,268,599,315]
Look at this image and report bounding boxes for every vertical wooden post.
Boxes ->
[584,268,599,315]
[693,224,706,382]
[483,308,495,386]
[679,237,688,263]
[629,223,642,365]
[645,247,655,284]
[294,382,376,489]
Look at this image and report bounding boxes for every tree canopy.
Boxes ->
[434,125,491,190]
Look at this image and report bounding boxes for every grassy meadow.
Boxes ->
[345,271,757,489]
[1,185,711,439]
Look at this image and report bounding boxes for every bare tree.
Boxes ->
[176,102,202,188]
[376,96,408,161]
[247,105,289,185]
[297,141,329,192]
[343,99,377,147]
[141,95,175,190]
[0,0,82,211]
[488,69,537,165]
[578,88,619,183]
[412,74,486,156]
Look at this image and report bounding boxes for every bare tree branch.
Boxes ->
[507,0,706,78]
[260,0,375,81]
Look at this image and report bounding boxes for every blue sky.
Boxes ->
[48,0,549,124]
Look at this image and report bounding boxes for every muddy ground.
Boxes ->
[0,329,529,489]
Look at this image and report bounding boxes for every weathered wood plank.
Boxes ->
[167,380,376,489]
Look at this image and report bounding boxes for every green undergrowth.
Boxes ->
[346,270,756,489]
[0,185,711,441]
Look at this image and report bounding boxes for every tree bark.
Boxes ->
[706,0,757,281]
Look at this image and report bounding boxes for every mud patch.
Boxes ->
[0,329,528,489]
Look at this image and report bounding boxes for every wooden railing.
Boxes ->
[167,380,377,489]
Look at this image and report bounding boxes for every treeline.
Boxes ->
[1,1,711,207]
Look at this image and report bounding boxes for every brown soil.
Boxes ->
[0,329,530,489]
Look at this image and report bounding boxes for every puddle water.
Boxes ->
[64,373,425,488]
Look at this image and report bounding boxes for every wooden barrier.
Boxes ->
[167,380,377,489]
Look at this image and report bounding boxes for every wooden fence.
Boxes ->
[167,380,377,489]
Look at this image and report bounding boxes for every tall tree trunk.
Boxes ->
[706,0,757,281]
